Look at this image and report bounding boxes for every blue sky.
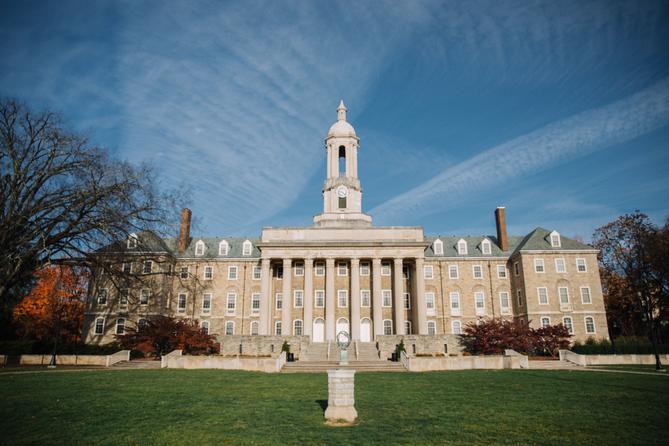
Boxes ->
[2,0,668,240]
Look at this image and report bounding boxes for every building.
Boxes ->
[83,101,610,351]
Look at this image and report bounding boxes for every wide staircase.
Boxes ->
[111,359,162,370]
[528,359,582,370]
[282,341,406,373]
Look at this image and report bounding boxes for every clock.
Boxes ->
[336,186,348,198]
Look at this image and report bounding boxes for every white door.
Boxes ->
[360,318,371,342]
[336,318,349,335]
[312,318,325,343]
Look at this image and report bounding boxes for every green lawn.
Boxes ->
[1,369,668,445]
[589,364,667,373]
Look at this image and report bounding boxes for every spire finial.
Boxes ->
[337,100,347,121]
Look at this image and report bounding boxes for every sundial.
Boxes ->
[336,330,351,365]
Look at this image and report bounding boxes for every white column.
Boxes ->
[393,257,405,335]
[282,258,292,336]
[304,257,314,337]
[326,258,336,341]
[259,258,271,335]
[372,257,383,337]
[415,257,427,335]
[350,257,360,341]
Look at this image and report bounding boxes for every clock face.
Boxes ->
[336,186,348,198]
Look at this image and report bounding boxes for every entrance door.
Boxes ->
[336,318,350,335]
[312,318,325,343]
[360,318,372,342]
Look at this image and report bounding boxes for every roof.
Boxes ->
[164,236,262,259]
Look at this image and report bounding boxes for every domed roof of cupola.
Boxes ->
[327,100,357,138]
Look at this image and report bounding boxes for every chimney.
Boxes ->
[495,207,509,252]
[177,208,192,252]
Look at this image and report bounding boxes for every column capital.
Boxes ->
[261,258,271,266]
[304,256,314,265]
[393,257,404,265]
[372,257,382,265]
[282,258,292,266]
[325,257,336,267]
[350,257,360,265]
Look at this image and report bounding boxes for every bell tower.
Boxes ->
[314,100,372,228]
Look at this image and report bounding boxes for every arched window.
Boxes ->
[275,321,282,336]
[201,321,209,335]
[94,317,105,335]
[250,321,259,336]
[195,240,205,256]
[427,321,436,335]
[584,316,595,334]
[562,317,573,334]
[338,145,346,177]
[457,239,468,255]
[225,321,234,335]
[549,230,561,248]
[433,239,443,255]
[481,239,491,255]
[219,240,229,256]
[293,320,303,336]
[452,320,462,335]
[242,240,252,256]
[405,321,412,335]
[116,318,126,335]
[138,318,148,330]
[383,319,393,335]
[127,233,138,249]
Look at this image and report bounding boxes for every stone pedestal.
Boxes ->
[324,369,358,423]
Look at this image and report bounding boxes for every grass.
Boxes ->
[590,364,668,373]
[1,369,668,445]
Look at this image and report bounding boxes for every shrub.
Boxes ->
[572,338,613,354]
[281,341,290,354]
[572,336,669,355]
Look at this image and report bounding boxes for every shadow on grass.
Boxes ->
[315,399,327,413]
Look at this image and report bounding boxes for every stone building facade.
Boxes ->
[83,101,609,347]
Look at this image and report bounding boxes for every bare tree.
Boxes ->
[0,98,181,323]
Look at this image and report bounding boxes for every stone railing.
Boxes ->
[161,349,287,373]
[12,350,130,367]
[401,349,527,372]
[560,349,669,366]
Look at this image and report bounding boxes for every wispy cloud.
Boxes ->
[371,77,669,223]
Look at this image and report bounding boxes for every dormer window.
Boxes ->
[127,233,138,249]
[242,240,252,256]
[219,240,229,256]
[433,239,443,255]
[549,231,561,248]
[457,239,468,255]
[195,240,205,256]
[481,239,491,255]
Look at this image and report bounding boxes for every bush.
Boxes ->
[130,349,145,360]
[572,336,669,355]
[572,338,613,354]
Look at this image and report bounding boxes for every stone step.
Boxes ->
[282,360,407,373]
[111,360,162,369]
[528,360,582,370]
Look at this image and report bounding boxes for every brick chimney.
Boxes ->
[177,208,192,252]
[495,207,509,252]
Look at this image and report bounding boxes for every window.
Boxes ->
[202,293,212,314]
[382,290,392,307]
[142,261,152,274]
[381,262,391,276]
[425,293,436,315]
[405,321,412,335]
[450,292,460,316]
[338,197,346,209]
[201,321,209,335]
[448,265,459,279]
[534,258,545,273]
[275,321,282,335]
[180,266,189,279]
[97,289,108,305]
[558,287,570,305]
[475,292,485,315]
[563,317,574,334]
[195,240,205,256]
[473,265,483,279]
[457,239,468,255]
[226,293,236,314]
[433,239,443,255]
[540,317,551,328]
[500,292,510,312]
[94,317,104,335]
[177,293,187,313]
[242,240,252,256]
[427,321,437,335]
[248,293,260,314]
[116,318,125,335]
[274,265,283,279]
[481,239,491,255]
[555,258,566,273]
[576,258,587,272]
[338,290,348,308]
[228,266,238,280]
[119,289,129,308]
[497,265,507,278]
[140,289,150,305]
[138,318,147,330]
[225,321,234,335]
[204,266,213,280]
[424,265,433,279]
[516,289,523,306]
[219,241,229,256]
[452,320,462,335]
[127,234,138,249]
[538,287,548,305]
[122,263,132,274]
[360,262,370,276]
[293,320,303,336]
[580,287,592,304]
[253,266,261,280]
[294,290,304,308]
[361,290,371,307]
[403,292,411,309]
[585,316,596,334]
[550,231,561,247]
[275,293,283,310]
[315,290,325,308]
[294,262,304,276]
[337,262,348,276]
[315,262,325,276]
[383,320,393,335]
[402,266,410,279]
[251,321,259,336]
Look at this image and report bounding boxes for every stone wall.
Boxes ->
[376,334,462,360]
[16,350,129,367]
[161,349,286,373]
[560,350,669,366]
[215,335,309,358]
[401,350,528,371]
